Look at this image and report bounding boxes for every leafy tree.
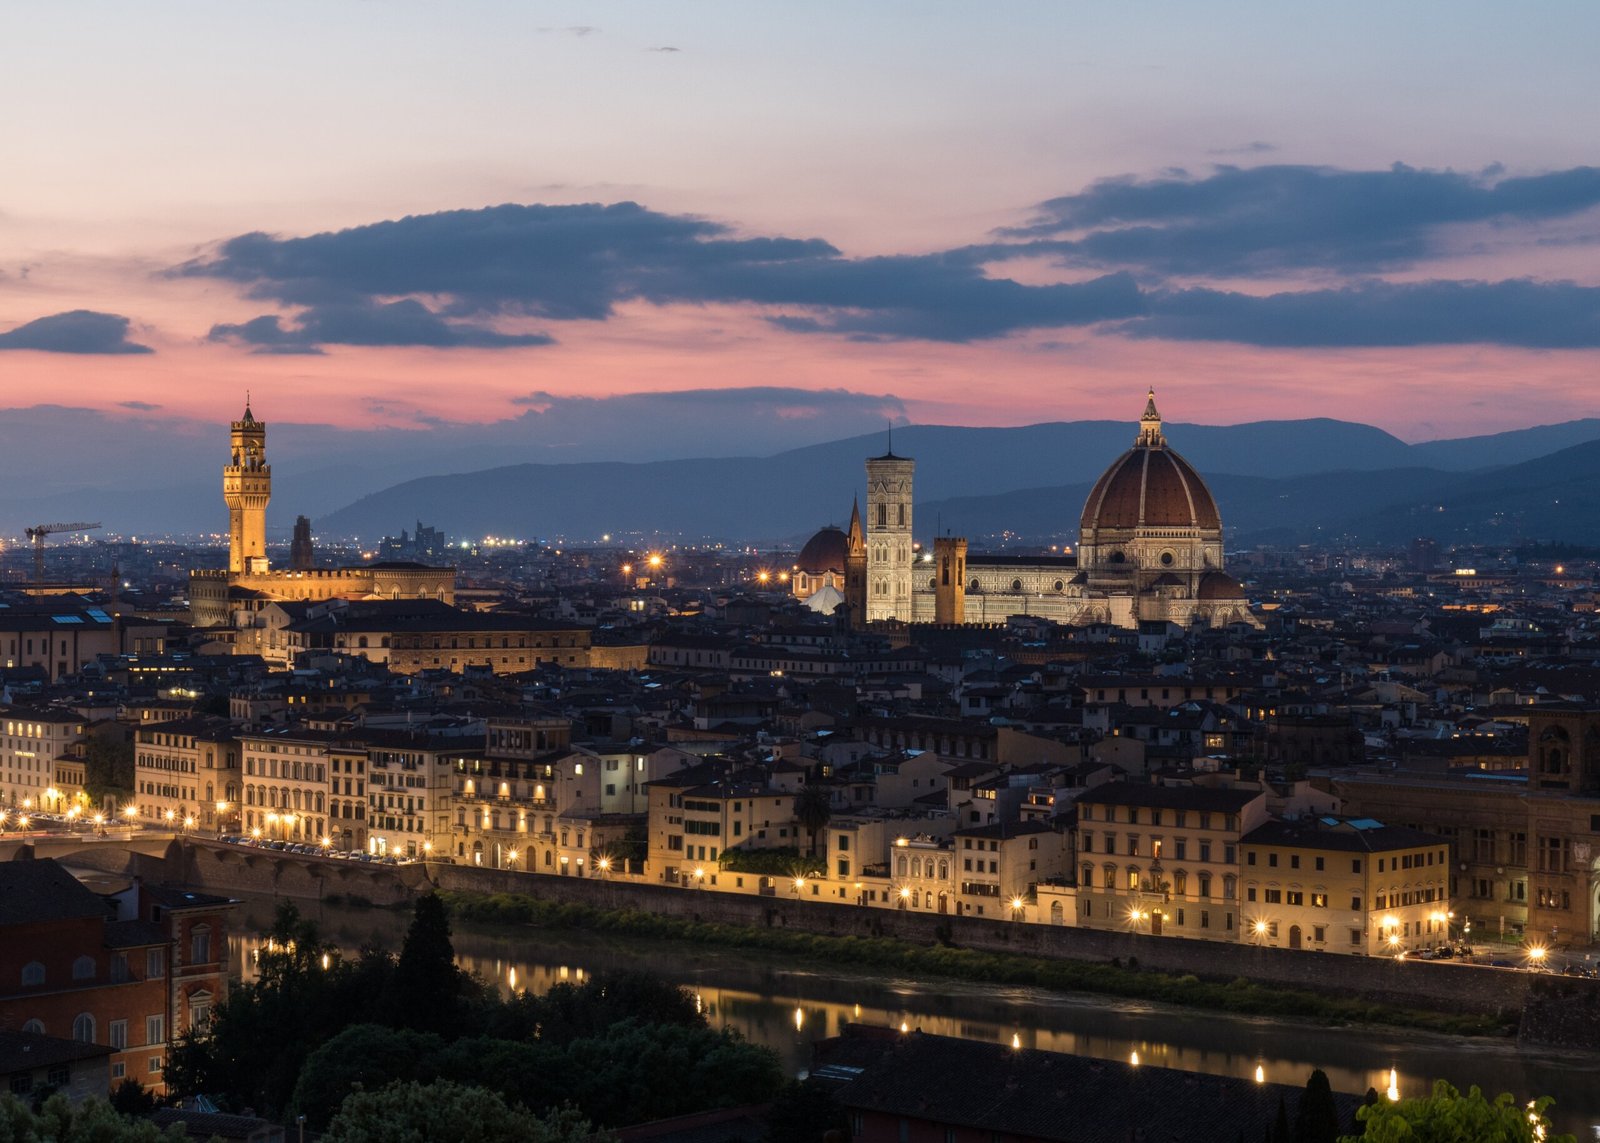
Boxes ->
[1294,1069,1341,1143]
[168,903,363,1117]
[433,1036,576,1114]
[562,1023,785,1127]
[83,736,136,802]
[528,970,703,1045]
[794,783,833,856]
[322,1080,611,1143]
[0,1091,186,1141]
[764,1079,848,1143]
[288,1024,445,1129]
[386,893,464,1035]
[1341,1081,1573,1143]
[110,1077,159,1116]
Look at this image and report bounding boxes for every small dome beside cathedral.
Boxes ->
[796,525,850,575]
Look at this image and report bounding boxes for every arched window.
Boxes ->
[897,856,908,876]
[72,1013,96,1043]
[910,857,922,878]
[22,1019,44,1035]
[72,955,95,981]
[937,860,949,880]
[21,961,45,987]
[1540,726,1571,775]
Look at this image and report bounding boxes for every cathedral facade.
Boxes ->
[806,392,1258,630]
[189,405,455,628]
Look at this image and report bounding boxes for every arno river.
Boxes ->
[228,895,1600,1136]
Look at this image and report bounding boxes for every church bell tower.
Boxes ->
[865,440,914,623]
[223,402,271,574]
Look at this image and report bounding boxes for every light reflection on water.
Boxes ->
[230,897,1600,1135]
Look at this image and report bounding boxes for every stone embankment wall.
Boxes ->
[425,862,1555,1021]
[44,838,1600,1036]
[1518,978,1600,1050]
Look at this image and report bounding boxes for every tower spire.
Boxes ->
[1136,387,1165,447]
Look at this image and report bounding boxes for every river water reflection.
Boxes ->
[230,896,1600,1136]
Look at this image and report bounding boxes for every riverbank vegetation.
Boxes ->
[168,895,796,1137]
[436,889,1509,1038]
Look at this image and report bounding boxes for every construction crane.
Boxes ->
[25,521,101,583]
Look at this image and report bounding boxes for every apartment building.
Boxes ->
[951,820,1067,918]
[1,706,85,809]
[238,728,335,843]
[363,730,467,859]
[646,763,800,884]
[1240,818,1452,956]
[0,861,233,1095]
[131,717,240,831]
[1074,781,1270,941]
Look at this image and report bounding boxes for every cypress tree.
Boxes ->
[1293,1069,1340,1143]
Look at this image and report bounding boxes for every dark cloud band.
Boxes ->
[176,164,1600,352]
[0,310,152,354]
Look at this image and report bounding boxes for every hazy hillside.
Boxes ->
[8,412,1600,541]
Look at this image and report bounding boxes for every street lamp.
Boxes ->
[1526,945,1548,970]
[898,886,911,910]
[123,805,139,823]
[1010,896,1026,921]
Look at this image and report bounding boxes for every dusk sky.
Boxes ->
[3,1,1598,447]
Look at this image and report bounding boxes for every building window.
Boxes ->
[147,949,165,978]
[71,955,96,981]
[146,1015,165,1046]
[20,961,44,987]
[109,1020,128,1050]
[189,992,213,1032]
[73,1013,96,1043]
[191,925,212,965]
[22,1019,44,1036]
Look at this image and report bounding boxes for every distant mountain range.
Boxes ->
[5,412,1600,547]
[315,420,1600,547]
